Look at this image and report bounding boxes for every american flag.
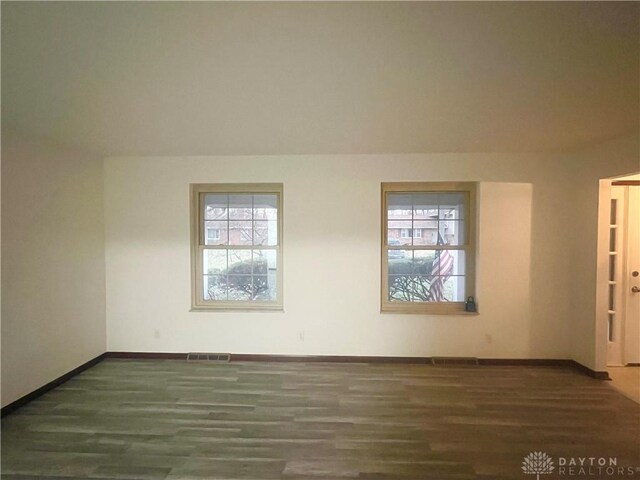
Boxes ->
[429,233,454,301]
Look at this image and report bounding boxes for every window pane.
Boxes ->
[228,249,252,272]
[228,275,252,300]
[413,193,439,219]
[253,194,278,220]
[449,250,465,275]
[387,250,412,276]
[388,250,439,276]
[439,276,466,301]
[388,274,465,302]
[609,255,615,281]
[204,221,228,245]
[204,194,228,220]
[203,249,279,303]
[609,228,616,252]
[228,250,252,300]
[253,250,277,301]
[229,194,252,219]
[413,250,437,275]
[388,220,412,246]
[252,249,277,274]
[203,249,227,275]
[610,199,617,225]
[430,249,458,276]
[412,220,438,245]
[229,221,253,245]
[439,220,465,245]
[387,194,413,220]
[609,284,615,310]
[438,193,465,219]
[429,250,465,276]
[204,275,227,301]
[253,220,278,246]
[608,314,614,342]
[388,275,435,302]
[387,250,459,277]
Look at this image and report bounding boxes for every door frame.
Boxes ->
[596,172,640,372]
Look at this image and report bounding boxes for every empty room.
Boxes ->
[1,1,639,479]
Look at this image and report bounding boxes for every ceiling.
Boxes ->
[2,1,639,156]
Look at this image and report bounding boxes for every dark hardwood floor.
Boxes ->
[2,359,639,479]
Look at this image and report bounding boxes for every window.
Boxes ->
[190,184,283,310]
[381,182,476,314]
[400,228,422,238]
[206,228,221,242]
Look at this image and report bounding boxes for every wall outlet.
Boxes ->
[154,329,161,339]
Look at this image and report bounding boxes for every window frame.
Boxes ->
[190,183,284,311]
[380,182,477,315]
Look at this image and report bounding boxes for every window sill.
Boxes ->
[380,302,479,315]
[190,305,284,313]
[381,310,479,316]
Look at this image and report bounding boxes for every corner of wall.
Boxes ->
[1,127,107,407]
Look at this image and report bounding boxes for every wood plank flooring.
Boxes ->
[2,359,639,479]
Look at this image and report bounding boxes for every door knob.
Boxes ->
[632,286,640,293]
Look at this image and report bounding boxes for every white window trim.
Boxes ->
[190,183,284,311]
[380,182,477,315]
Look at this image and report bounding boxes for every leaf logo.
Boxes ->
[522,451,555,479]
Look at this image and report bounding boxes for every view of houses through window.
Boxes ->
[206,228,221,242]
[382,185,475,311]
[191,185,283,309]
[203,193,278,302]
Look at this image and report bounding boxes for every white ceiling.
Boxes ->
[2,1,638,156]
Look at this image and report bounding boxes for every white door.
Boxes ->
[623,186,640,365]
[607,186,626,366]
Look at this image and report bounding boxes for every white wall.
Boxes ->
[3,131,629,395]
[1,129,106,407]
[569,134,640,371]
[105,153,575,359]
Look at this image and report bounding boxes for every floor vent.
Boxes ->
[187,353,231,362]
[431,357,479,366]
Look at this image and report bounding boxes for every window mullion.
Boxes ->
[251,195,254,299]
[410,193,414,247]
[393,245,465,251]
[199,192,205,246]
